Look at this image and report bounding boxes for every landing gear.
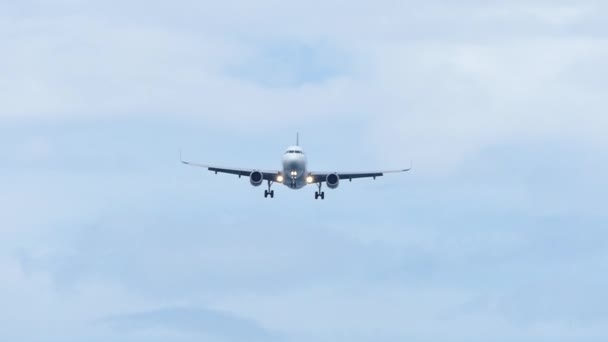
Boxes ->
[264,180,275,198]
[315,182,325,200]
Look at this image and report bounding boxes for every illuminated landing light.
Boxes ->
[277,175,284,183]
[306,176,314,183]
[290,171,298,176]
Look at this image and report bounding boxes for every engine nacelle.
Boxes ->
[326,173,340,189]
[250,171,264,187]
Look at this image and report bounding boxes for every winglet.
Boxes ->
[404,160,413,171]
[179,148,187,164]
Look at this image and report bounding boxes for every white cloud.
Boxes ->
[365,37,608,170]
[2,1,606,171]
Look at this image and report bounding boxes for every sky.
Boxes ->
[1,0,607,341]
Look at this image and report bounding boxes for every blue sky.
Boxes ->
[1,1,607,341]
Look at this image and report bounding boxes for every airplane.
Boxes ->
[180,134,411,200]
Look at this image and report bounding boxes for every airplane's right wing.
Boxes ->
[181,156,280,181]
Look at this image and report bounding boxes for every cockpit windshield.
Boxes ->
[286,150,303,154]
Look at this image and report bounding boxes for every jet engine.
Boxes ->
[326,173,340,189]
[250,171,264,187]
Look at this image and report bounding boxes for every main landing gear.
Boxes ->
[264,180,275,198]
[315,182,325,200]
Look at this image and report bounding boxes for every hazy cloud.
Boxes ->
[104,307,279,341]
[1,1,607,341]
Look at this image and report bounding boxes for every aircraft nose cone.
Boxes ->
[286,160,299,169]
[283,154,298,164]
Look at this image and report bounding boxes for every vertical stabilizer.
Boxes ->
[296,132,299,146]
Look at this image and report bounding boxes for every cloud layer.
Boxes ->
[1,1,607,341]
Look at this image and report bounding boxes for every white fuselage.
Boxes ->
[281,145,308,189]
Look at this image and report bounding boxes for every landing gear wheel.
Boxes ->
[264,180,275,199]
[315,183,325,200]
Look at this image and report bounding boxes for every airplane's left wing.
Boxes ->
[308,167,412,183]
